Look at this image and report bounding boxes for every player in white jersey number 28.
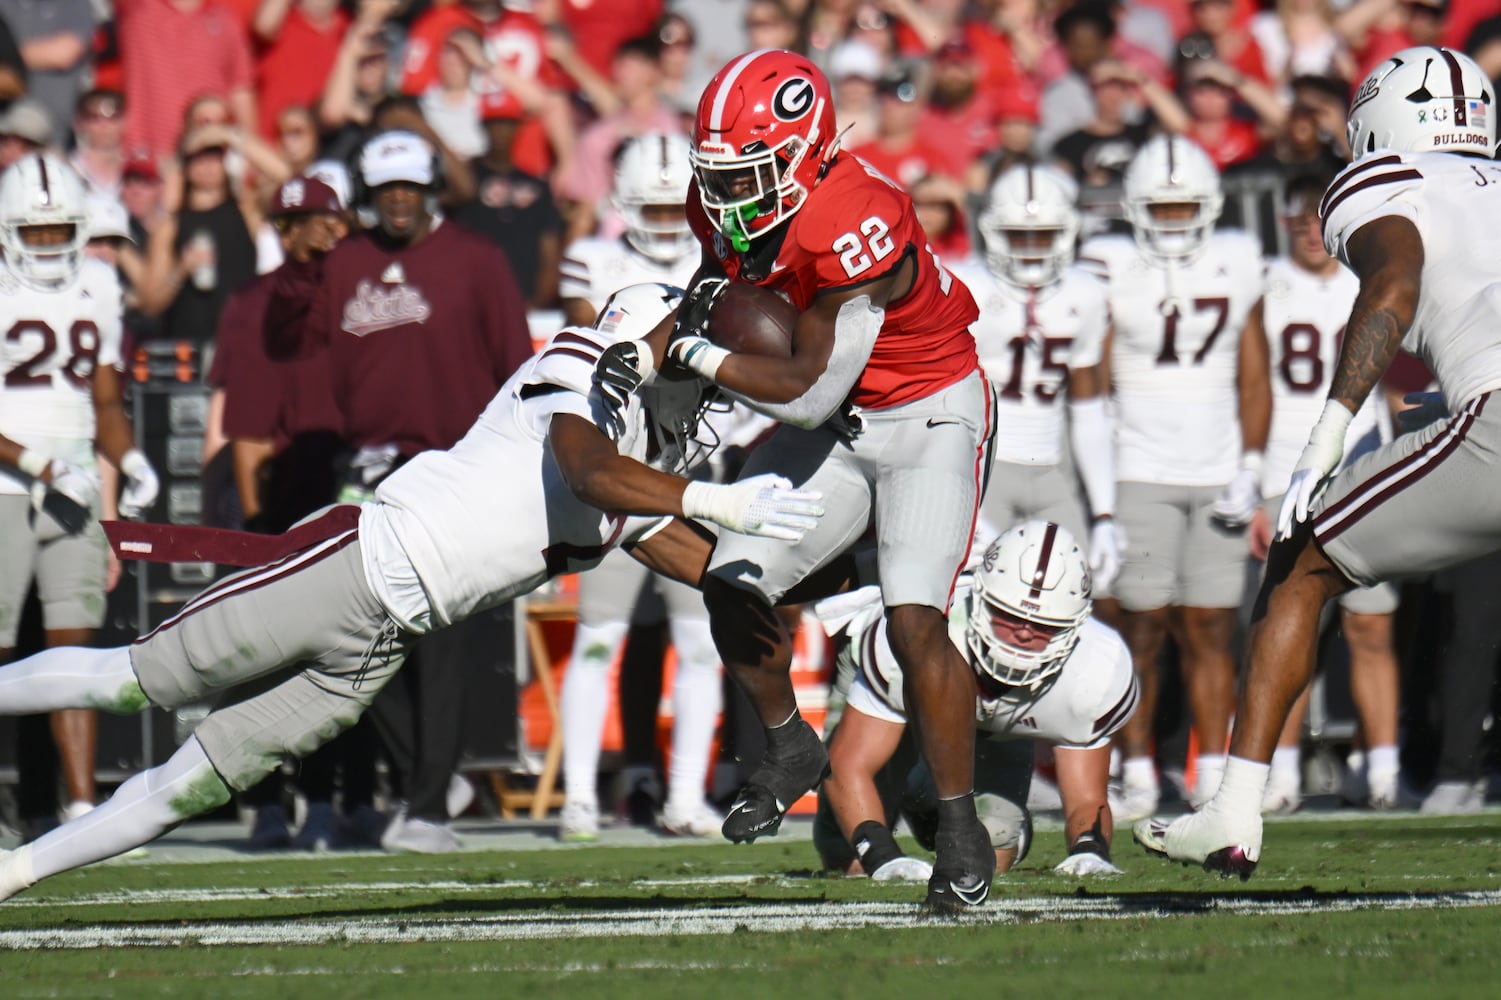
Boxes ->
[0,284,830,902]
[0,153,160,822]
[1137,46,1501,877]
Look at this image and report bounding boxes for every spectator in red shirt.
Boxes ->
[850,67,962,190]
[1337,0,1446,82]
[910,172,971,260]
[1179,0,1271,85]
[251,0,350,141]
[1180,57,1284,170]
[557,0,663,81]
[919,39,1004,181]
[117,0,258,160]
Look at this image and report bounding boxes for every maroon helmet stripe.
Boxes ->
[1025,162,1035,202]
[1440,47,1468,127]
[37,157,50,203]
[1027,523,1059,600]
[1320,169,1422,222]
[1166,135,1176,181]
[1317,154,1403,218]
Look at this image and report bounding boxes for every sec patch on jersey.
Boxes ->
[707,282,796,359]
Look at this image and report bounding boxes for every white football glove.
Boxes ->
[118,449,160,520]
[1053,850,1123,876]
[681,473,824,542]
[1212,457,1262,528]
[1276,401,1353,540]
[1088,518,1124,592]
[1397,390,1448,433]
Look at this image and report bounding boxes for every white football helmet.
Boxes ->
[594,282,719,472]
[0,153,90,289]
[613,133,695,263]
[1347,46,1496,158]
[1122,135,1222,260]
[977,163,1081,288]
[966,520,1091,696]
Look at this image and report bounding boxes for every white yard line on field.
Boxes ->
[3,890,1501,951]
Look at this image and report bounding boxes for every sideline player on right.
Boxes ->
[1252,172,1402,815]
[1137,46,1501,876]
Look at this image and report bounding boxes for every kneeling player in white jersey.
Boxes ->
[1079,135,1270,820]
[0,284,826,901]
[1137,46,1501,877]
[950,164,1121,589]
[817,522,1138,881]
[0,153,159,822]
[557,134,733,839]
[1253,173,1403,815]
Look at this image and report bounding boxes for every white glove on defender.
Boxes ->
[682,473,824,542]
[118,449,160,520]
[1212,453,1262,528]
[1088,518,1124,592]
[1277,401,1353,540]
[1053,851,1123,876]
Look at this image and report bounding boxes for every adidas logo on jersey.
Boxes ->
[380,262,405,284]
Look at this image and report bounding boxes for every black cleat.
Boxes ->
[721,720,830,843]
[923,811,995,915]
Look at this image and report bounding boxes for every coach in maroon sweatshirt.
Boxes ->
[264,129,532,459]
[263,129,534,854]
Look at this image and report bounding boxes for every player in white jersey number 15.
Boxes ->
[949,164,1121,588]
[1137,46,1501,877]
[0,153,160,821]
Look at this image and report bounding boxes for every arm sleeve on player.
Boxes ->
[1067,277,1110,370]
[1320,155,1423,264]
[89,262,125,370]
[1068,396,1116,519]
[724,295,883,428]
[263,255,330,360]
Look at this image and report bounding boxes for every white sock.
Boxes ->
[1346,748,1366,773]
[19,736,229,894]
[666,618,721,814]
[1123,756,1156,788]
[0,646,142,714]
[1206,755,1270,818]
[1270,747,1301,781]
[560,620,628,808]
[1367,744,1400,776]
[1196,753,1227,797]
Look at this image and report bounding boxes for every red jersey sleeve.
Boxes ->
[791,166,916,294]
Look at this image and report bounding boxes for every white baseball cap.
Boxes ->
[359,130,435,188]
[85,193,134,243]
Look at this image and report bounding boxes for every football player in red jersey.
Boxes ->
[596,49,997,912]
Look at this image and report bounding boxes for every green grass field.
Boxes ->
[3,813,1500,999]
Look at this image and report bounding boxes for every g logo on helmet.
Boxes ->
[772,77,815,122]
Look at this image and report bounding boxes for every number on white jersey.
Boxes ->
[4,319,100,390]
[1157,297,1229,365]
[997,336,1072,403]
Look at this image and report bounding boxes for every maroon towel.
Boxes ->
[103,505,362,567]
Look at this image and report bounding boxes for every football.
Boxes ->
[706,282,797,359]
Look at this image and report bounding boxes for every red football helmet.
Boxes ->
[691,49,839,251]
